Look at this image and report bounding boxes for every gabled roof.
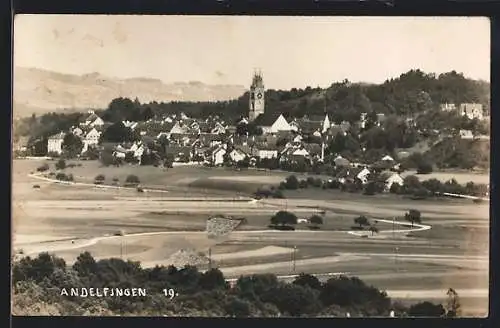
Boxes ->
[253,113,282,127]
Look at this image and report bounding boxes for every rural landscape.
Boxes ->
[12,16,490,317]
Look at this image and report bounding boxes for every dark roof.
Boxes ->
[303,143,322,155]
[253,113,282,127]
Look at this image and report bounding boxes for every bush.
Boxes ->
[55,173,69,181]
[299,180,308,189]
[55,159,66,170]
[37,164,50,172]
[94,174,106,184]
[268,225,295,231]
[137,187,144,193]
[284,175,299,190]
[408,301,446,317]
[416,162,433,174]
[125,175,140,184]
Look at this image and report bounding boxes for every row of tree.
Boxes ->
[12,252,460,317]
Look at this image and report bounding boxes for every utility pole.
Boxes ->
[208,247,212,270]
[120,237,123,260]
[292,246,297,273]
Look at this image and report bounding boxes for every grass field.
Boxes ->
[12,159,490,316]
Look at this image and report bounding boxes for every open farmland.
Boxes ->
[12,159,490,316]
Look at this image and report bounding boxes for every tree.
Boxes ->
[405,209,422,227]
[61,133,84,158]
[72,252,98,279]
[445,288,461,317]
[270,211,298,226]
[309,215,324,226]
[224,296,251,317]
[408,301,446,317]
[284,175,299,190]
[99,122,138,143]
[55,159,66,170]
[368,226,379,236]
[354,215,369,228]
[261,284,320,317]
[125,175,140,185]
[198,269,228,291]
[292,273,322,290]
[416,161,433,174]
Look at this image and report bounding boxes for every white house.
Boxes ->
[81,128,101,153]
[122,120,138,130]
[385,173,404,191]
[210,122,226,135]
[292,148,310,157]
[381,155,394,162]
[47,132,66,155]
[134,143,145,159]
[71,127,83,137]
[459,103,484,120]
[293,135,303,143]
[82,111,105,127]
[229,149,247,163]
[170,121,189,134]
[211,146,227,166]
[258,149,278,159]
[440,103,456,112]
[268,114,293,134]
[356,167,371,185]
[459,129,474,139]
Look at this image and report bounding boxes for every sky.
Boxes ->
[13,15,490,90]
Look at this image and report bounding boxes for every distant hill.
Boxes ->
[13,67,247,118]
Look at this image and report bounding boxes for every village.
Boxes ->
[15,71,488,197]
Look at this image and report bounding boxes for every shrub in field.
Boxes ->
[37,164,49,172]
[66,174,74,182]
[55,173,69,181]
[94,174,106,185]
[354,215,370,228]
[270,211,298,227]
[124,175,140,186]
[284,175,299,190]
[55,159,66,170]
[416,161,433,174]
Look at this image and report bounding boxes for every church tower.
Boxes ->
[248,70,265,121]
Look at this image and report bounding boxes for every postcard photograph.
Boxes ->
[11,15,490,317]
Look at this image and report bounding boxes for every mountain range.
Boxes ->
[13,67,247,118]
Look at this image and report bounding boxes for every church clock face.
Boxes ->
[256,92,263,99]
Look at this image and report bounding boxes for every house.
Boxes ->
[459,129,474,139]
[71,126,83,137]
[257,148,278,159]
[206,145,227,166]
[229,148,247,163]
[459,103,484,120]
[356,167,371,184]
[254,113,293,134]
[334,155,350,167]
[385,173,404,191]
[210,122,227,135]
[381,155,394,162]
[376,114,386,127]
[359,112,368,129]
[47,132,66,154]
[440,103,456,112]
[81,128,101,153]
[169,121,190,135]
[81,111,104,127]
[122,120,138,130]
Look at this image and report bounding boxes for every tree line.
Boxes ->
[12,252,460,317]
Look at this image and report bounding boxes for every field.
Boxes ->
[12,159,490,316]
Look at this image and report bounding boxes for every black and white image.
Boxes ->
[12,15,490,317]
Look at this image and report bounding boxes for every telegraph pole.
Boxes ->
[292,246,297,273]
[208,247,212,270]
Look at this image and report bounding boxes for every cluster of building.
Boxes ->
[39,72,487,167]
[440,102,487,121]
